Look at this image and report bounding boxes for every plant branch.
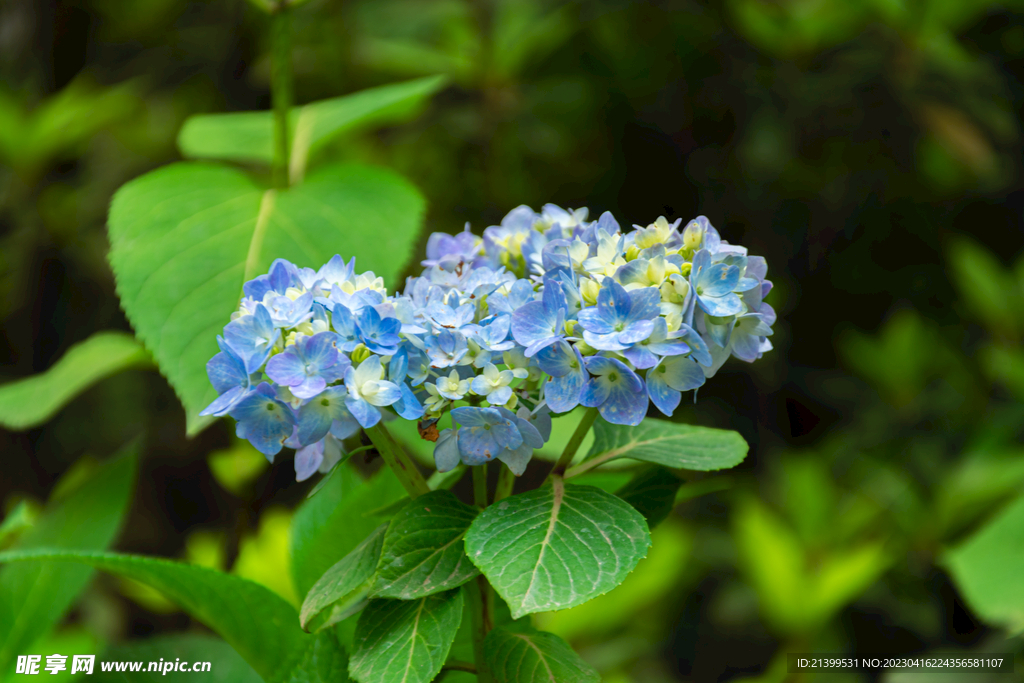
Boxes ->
[467,576,495,683]
[551,407,599,476]
[442,661,477,674]
[270,5,292,188]
[473,462,489,509]
[494,462,515,502]
[364,423,430,498]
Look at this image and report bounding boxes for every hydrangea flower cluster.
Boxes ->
[202,205,774,481]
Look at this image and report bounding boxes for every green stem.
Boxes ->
[364,424,430,498]
[270,5,292,189]
[494,462,515,502]
[551,407,599,475]
[473,462,489,509]
[467,576,495,683]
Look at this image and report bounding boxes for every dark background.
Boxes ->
[2,0,1023,680]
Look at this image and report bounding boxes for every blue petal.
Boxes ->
[582,330,629,351]
[295,440,325,482]
[677,325,712,366]
[545,370,584,413]
[230,383,295,458]
[199,385,247,417]
[515,417,544,449]
[535,341,578,378]
[451,406,486,427]
[697,292,744,317]
[434,430,461,472]
[598,376,648,426]
[265,348,306,387]
[292,376,327,400]
[207,345,248,394]
[661,355,706,391]
[304,332,340,369]
[297,386,349,444]
[580,376,611,407]
[577,305,614,334]
[393,382,425,420]
[511,300,556,346]
[623,344,660,370]
[617,319,655,345]
[600,279,633,322]
[496,441,533,476]
[646,369,681,416]
[627,287,661,321]
[697,263,740,297]
[458,427,502,463]
[345,396,381,428]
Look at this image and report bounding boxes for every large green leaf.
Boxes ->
[290,466,405,598]
[567,419,748,477]
[484,625,599,683]
[301,523,387,633]
[0,550,330,683]
[614,466,682,527]
[0,448,136,674]
[0,331,150,430]
[464,479,651,619]
[348,589,463,683]
[107,161,425,435]
[177,76,446,167]
[371,490,479,600]
[945,494,1024,632]
[92,634,262,683]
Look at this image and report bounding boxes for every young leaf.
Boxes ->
[464,478,651,619]
[177,75,446,166]
[291,467,405,598]
[301,523,388,633]
[0,549,332,683]
[484,625,600,683]
[568,419,748,477]
[0,331,150,430]
[349,589,464,683]
[615,466,682,527]
[107,161,425,435]
[0,447,136,675]
[371,490,479,600]
[944,493,1024,632]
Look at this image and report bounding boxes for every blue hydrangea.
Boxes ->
[203,207,775,482]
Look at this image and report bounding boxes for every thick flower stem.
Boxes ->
[552,407,599,475]
[467,575,495,683]
[270,4,292,189]
[365,423,430,498]
[494,462,515,502]
[473,462,489,509]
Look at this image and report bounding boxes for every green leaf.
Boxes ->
[92,634,262,683]
[464,478,651,619]
[107,161,425,435]
[291,466,406,598]
[371,490,479,600]
[281,631,353,683]
[348,589,463,683]
[0,549,326,683]
[948,238,1020,337]
[615,466,682,527]
[0,447,136,674]
[0,331,150,430]
[484,625,600,683]
[301,523,387,633]
[177,76,446,167]
[945,494,1024,631]
[567,419,748,478]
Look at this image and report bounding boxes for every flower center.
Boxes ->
[608,372,618,382]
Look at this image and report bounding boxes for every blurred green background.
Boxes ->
[2,0,1023,680]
